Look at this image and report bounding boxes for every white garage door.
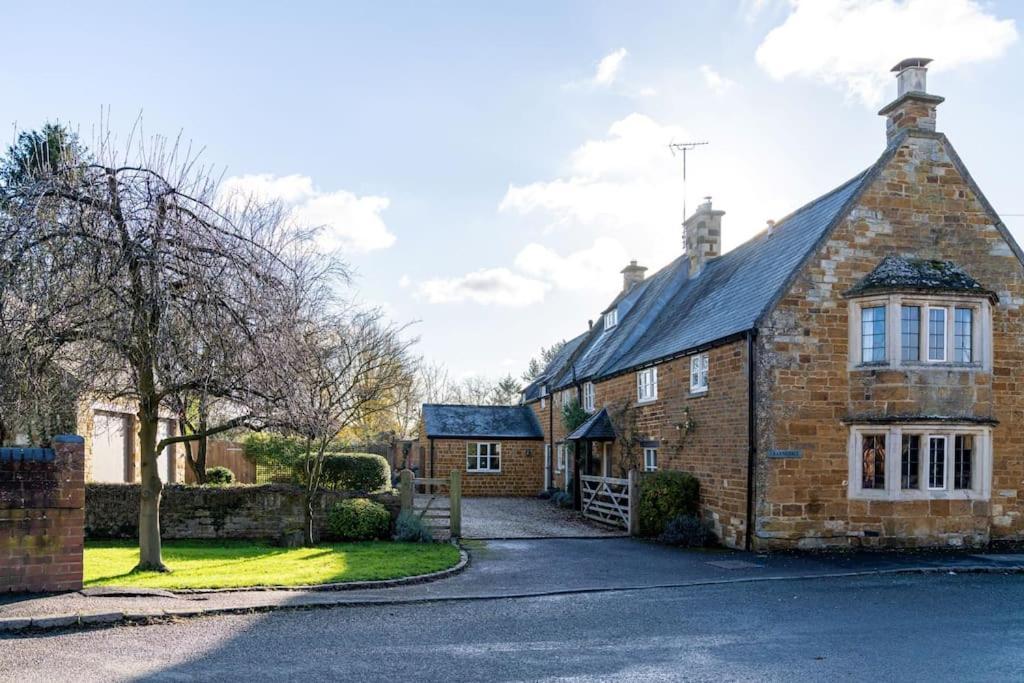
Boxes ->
[157,419,176,483]
[91,412,128,482]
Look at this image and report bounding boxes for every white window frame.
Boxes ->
[604,309,618,330]
[690,353,709,394]
[636,367,658,403]
[561,390,573,408]
[582,382,595,412]
[926,306,947,363]
[847,424,991,501]
[540,396,546,410]
[556,444,566,472]
[643,447,658,472]
[849,294,990,371]
[466,442,501,473]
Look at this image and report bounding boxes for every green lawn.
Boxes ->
[84,540,461,590]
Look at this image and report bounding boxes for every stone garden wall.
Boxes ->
[86,483,400,545]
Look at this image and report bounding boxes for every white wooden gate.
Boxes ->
[580,470,637,532]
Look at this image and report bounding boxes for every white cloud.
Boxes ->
[593,48,629,86]
[499,113,692,261]
[398,274,411,288]
[700,65,735,95]
[514,237,628,292]
[219,173,396,252]
[755,0,1018,106]
[418,268,549,307]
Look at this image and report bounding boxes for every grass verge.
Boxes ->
[84,539,461,589]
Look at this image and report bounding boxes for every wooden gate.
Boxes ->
[399,469,462,539]
[580,470,637,533]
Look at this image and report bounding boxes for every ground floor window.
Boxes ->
[643,447,658,472]
[556,444,566,472]
[849,425,991,500]
[467,442,501,473]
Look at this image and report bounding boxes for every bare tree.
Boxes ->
[0,129,335,570]
[275,308,416,545]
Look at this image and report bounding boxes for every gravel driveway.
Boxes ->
[459,496,625,539]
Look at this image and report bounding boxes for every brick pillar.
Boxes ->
[0,435,85,593]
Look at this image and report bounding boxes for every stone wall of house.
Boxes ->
[590,342,751,548]
[756,131,1024,549]
[528,397,568,490]
[419,438,545,496]
[86,483,400,544]
[0,436,85,593]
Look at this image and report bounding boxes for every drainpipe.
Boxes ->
[745,330,758,551]
[548,390,554,491]
[429,438,435,480]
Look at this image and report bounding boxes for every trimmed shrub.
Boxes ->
[393,512,435,543]
[637,470,700,537]
[204,466,235,486]
[296,453,391,492]
[326,498,391,541]
[658,514,716,548]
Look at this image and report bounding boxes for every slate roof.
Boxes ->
[521,332,588,402]
[566,408,616,441]
[422,404,544,439]
[844,256,997,300]
[535,156,886,393]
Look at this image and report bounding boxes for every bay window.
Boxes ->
[848,424,991,500]
[850,295,989,369]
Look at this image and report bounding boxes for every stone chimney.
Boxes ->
[878,58,943,144]
[621,260,647,292]
[683,196,723,278]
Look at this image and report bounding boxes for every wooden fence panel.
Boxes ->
[183,441,254,484]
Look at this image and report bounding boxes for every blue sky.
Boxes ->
[3,0,1022,380]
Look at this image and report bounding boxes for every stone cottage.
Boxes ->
[424,59,1024,551]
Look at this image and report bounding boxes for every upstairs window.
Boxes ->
[582,382,595,412]
[690,353,709,393]
[954,308,973,363]
[604,309,618,330]
[861,305,886,363]
[851,295,987,369]
[561,390,573,408]
[636,367,658,403]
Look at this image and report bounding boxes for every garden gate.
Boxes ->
[399,469,462,540]
[579,469,638,534]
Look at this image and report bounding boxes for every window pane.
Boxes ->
[901,306,920,361]
[954,435,973,489]
[955,308,973,363]
[861,434,886,489]
[928,308,946,361]
[901,434,920,489]
[861,306,886,363]
[928,437,946,489]
[489,456,500,471]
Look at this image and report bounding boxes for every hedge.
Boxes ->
[295,452,391,493]
[637,470,700,537]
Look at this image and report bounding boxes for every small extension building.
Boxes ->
[423,60,1024,551]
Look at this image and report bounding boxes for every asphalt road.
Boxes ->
[3,572,1023,682]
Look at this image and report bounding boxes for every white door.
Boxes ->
[91,412,128,482]
[544,444,551,490]
[156,419,176,483]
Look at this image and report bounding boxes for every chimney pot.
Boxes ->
[879,57,943,144]
[684,200,724,278]
[620,260,648,292]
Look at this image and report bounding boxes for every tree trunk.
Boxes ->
[136,404,168,572]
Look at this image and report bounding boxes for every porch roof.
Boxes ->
[566,408,616,441]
